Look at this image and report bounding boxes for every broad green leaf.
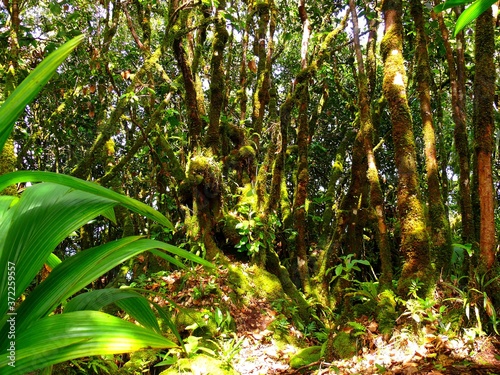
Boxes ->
[149,248,186,268]
[0,311,176,375]
[0,171,173,229]
[64,288,161,333]
[6,237,211,336]
[433,0,474,13]
[454,0,496,36]
[0,183,117,318]
[46,252,62,270]
[0,35,84,152]
[116,297,161,333]
[0,195,16,222]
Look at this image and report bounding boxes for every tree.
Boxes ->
[381,0,432,295]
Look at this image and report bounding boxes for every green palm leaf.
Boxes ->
[454,0,496,36]
[433,0,474,13]
[0,171,173,228]
[0,183,117,317]
[64,288,162,333]
[0,35,85,151]
[0,311,177,375]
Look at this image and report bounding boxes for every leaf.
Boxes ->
[3,236,212,337]
[0,35,84,152]
[0,311,176,375]
[0,171,173,229]
[64,288,162,333]
[433,0,474,13]
[0,183,117,317]
[46,253,62,270]
[454,0,497,36]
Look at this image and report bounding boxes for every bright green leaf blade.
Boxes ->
[46,253,62,270]
[65,288,161,333]
[0,311,177,375]
[116,297,161,333]
[433,0,474,13]
[0,183,116,317]
[0,171,172,229]
[0,35,84,151]
[4,236,142,334]
[454,0,497,36]
[64,288,144,313]
[151,241,214,268]
[149,248,186,268]
[0,196,16,223]
[5,238,209,336]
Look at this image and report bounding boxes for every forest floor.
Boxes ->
[151,262,500,375]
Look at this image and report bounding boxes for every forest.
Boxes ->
[0,0,499,374]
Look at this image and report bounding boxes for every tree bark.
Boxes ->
[350,0,393,289]
[410,0,452,273]
[206,0,229,153]
[293,0,312,294]
[473,9,496,270]
[381,0,431,295]
[434,3,475,245]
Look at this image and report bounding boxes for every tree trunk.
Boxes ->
[206,0,228,153]
[251,1,271,141]
[410,0,452,274]
[381,0,431,295]
[473,9,496,270]
[435,3,476,245]
[293,0,312,294]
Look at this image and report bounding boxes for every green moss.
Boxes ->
[174,308,218,337]
[289,346,322,369]
[121,349,160,373]
[377,289,397,335]
[159,354,238,375]
[227,264,285,302]
[332,331,356,359]
[238,145,256,159]
[0,138,17,196]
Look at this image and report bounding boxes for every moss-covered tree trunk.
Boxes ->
[293,0,312,294]
[435,4,475,246]
[172,8,203,150]
[350,0,393,288]
[472,9,496,270]
[251,0,271,142]
[205,0,228,154]
[410,0,452,273]
[381,0,431,295]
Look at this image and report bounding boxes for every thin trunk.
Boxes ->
[293,0,312,294]
[350,0,393,288]
[473,9,496,270]
[206,0,229,153]
[435,3,475,245]
[381,0,431,295]
[410,0,452,273]
[251,0,270,142]
[173,37,203,149]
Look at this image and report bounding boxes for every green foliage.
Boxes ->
[326,254,371,284]
[434,0,496,36]
[0,37,212,374]
[233,188,279,257]
[0,35,84,151]
[444,273,500,334]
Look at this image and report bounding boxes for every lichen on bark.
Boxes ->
[381,0,432,296]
